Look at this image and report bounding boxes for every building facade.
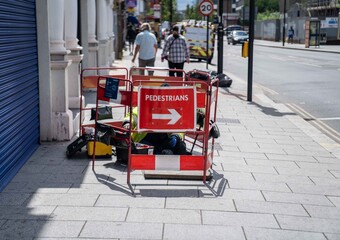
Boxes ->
[0,0,119,191]
[222,0,239,26]
[255,0,339,43]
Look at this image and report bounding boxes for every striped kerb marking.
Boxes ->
[130,154,208,171]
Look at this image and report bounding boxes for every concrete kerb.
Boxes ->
[254,40,340,54]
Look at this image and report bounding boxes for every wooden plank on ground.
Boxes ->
[143,169,213,181]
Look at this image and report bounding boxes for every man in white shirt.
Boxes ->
[132,23,158,75]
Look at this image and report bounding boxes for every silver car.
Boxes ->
[227,30,249,45]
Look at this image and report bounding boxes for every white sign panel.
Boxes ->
[321,17,338,28]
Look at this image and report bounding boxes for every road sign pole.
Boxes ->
[199,0,214,70]
[206,15,209,69]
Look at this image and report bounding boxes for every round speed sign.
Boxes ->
[199,0,214,16]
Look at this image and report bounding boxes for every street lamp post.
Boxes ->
[169,0,173,28]
[247,0,255,102]
[217,0,224,74]
[242,6,245,30]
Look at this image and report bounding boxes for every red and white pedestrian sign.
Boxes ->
[199,0,214,16]
[138,86,197,132]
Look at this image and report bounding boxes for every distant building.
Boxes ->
[222,0,239,26]
[306,0,339,17]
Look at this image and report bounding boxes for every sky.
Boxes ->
[177,0,195,11]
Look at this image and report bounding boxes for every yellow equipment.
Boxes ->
[185,25,215,64]
[242,41,249,58]
[87,141,112,158]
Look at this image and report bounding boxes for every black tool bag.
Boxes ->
[115,144,138,164]
[215,73,233,88]
[209,120,220,139]
[95,122,133,164]
[187,69,217,82]
[187,69,232,88]
[95,122,129,146]
[90,106,113,120]
[66,134,91,158]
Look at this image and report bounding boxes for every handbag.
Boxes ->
[90,106,113,120]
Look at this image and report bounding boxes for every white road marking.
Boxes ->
[298,62,322,68]
[318,117,340,121]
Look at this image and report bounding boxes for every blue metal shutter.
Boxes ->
[0,0,39,191]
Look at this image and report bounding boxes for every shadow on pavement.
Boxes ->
[249,101,297,117]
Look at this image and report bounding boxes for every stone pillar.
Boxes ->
[113,10,119,60]
[48,0,72,140]
[65,0,83,110]
[36,0,53,141]
[107,0,115,65]
[65,0,83,137]
[88,0,99,75]
[97,0,109,69]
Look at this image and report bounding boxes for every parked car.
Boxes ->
[227,30,249,45]
[224,25,242,36]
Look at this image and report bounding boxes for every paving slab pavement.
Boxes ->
[1,40,340,239]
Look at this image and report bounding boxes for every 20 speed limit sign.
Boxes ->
[199,0,213,16]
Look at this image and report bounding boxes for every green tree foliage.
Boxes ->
[252,0,279,20]
[257,10,281,20]
[256,0,279,12]
[161,0,178,22]
[184,4,200,20]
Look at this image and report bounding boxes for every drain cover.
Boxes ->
[216,118,240,124]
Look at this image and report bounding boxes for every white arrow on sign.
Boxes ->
[152,109,181,125]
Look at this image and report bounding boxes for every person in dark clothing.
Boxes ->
[161,26,190,78]
[288,26,295,44]
[126,25,136,55]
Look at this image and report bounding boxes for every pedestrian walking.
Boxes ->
[132,23,158,75]
[126,24,136,56]
[288,26,295,44]
[161,26,190,77]
[180,25,186,36]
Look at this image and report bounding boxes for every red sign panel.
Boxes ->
[138,86,196,131]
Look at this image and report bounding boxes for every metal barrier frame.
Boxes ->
[91,76,133,171]
[79,67,129,136]
[90,68,219,194]
[126,68,219,188]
